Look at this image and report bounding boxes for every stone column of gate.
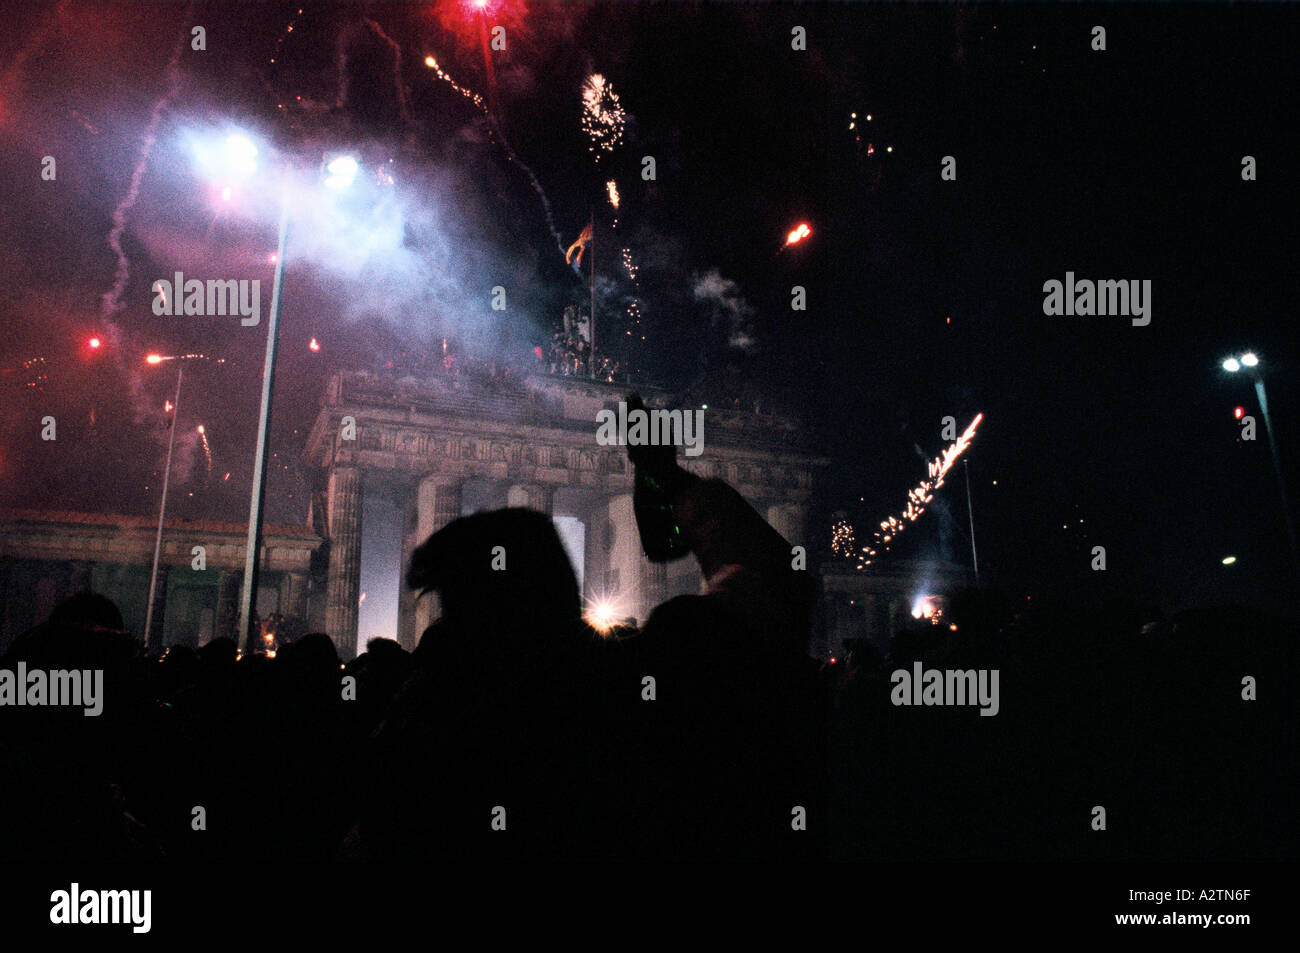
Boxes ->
[145,564,170,655]
[281,571,309,625]
[582,499,608,605]
[507,483,554,516]
[641,561,668,618]
[324,466,364,662]
[605,493,642,621]
[67,559,94,594]
[214,569,240,642]
[396,488,420,652]
[765,501,808,553]
[412,477,462,643]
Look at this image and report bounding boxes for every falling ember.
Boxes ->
[606,180,620,209]
[19,356,49,391]
[197,425,212,477]
[358,592,367,607]
[268,253,278,264]
[857,413,984,568]
[309,337,321,352]
[164,400,173,413]
[223,472,230,481]
[581,73,626,158]
[785,222,812,246]
[88,337,101,349]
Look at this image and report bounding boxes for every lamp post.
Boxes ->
[1222,351,1298,572]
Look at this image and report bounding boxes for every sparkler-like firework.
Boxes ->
[606,180,620,209]
[145,353,224,364]
[857,413,984,569]
[581,74,626,158]
[785,222,812,246]
[424,54,486,110]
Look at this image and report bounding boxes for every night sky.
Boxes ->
[1,1,1296,616]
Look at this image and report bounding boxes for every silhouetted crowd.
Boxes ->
[0,474,1292,862]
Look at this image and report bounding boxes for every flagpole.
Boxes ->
[964,458,980,585]
[589,205,596,379]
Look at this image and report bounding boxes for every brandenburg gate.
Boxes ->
[303,370,829,659]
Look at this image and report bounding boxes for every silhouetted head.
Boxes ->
[198,636,237,668]
[281,632,341,673]
[364,637,407,663]
[407,507,581,648]
[48,591,123,632]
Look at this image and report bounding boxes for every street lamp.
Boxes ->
[192,133,362,653]
[1222,350,1298,572]
[323,155,359,191]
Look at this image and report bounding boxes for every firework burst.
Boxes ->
[831,518,856,558]
[581,74,626,158]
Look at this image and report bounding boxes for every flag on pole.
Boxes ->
[566,222,593,266]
